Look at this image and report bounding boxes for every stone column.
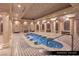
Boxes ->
[40,22,42,32]
[39,24,41,32]
[35,24,37,32]
[53,21,56,33]
[60,21,64,34]
[70,17,74,35]
[2,15,10,48]
[0,23,1,34]
[51,22,53,32]
[8,20,12,38]
[70,17,75,51]
[44,23,46,32]
[20,22,22,33]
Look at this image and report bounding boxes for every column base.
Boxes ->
[0,43,9,49]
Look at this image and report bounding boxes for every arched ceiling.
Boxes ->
[0,3,79,20]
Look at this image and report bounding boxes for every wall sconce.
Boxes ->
[56,20,58,23]
[50,17,57,21]
[15,21,20,25]
[17,4,21,8]
[31,22,33,25]
[42,20,46,23]
[23,21,27,25]
[1,21,3,23]
[65,17,70,21]
[0,15,2,18]
[47,21,50,23]
[37,21,40,24]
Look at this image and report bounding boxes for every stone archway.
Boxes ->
[46,22,51,32]
[55,22,59,33]
[64,21,70,31]
[36,24,39,31]
[41,24,45,32]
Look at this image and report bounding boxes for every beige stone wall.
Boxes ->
[12,20,35,33]
[13,21,22,32]
[73,19,79,51]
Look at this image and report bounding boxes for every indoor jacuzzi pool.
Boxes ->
[25,33,63,48]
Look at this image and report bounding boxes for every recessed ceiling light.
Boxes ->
[17,4,21,8]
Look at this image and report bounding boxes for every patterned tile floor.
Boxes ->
[11,33,47,56]
[0,35,11,56]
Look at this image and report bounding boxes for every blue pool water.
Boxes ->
[25,33,63,48]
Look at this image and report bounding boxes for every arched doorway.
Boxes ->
[42,24,45,32]
[23,22,28,33]
[13,21,21,33]
[30,22,35,32]
[64,21,70,31]
[36,24,39,31]
[55,21,59,33]
[46,22,51,32]
[61,20,70,35]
